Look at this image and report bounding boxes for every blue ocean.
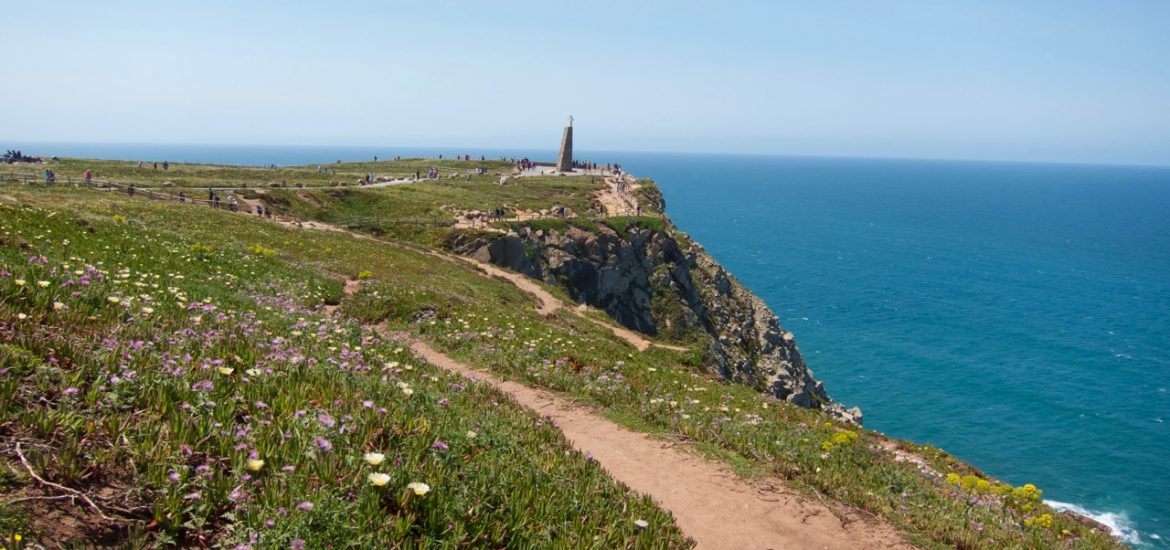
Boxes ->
[623,154,1170,549]
[13,143,1170,547]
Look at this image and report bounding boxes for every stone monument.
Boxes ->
[556,116,573,172]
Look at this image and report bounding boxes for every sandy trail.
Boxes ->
[407,339,911,550]
[455,256,560,316]
[594,176,645,217]
[451,254,689,352]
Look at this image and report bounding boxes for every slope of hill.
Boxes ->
[0,160,1125,549]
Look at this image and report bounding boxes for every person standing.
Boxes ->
[163,161,169,171]
[83,169,92,186]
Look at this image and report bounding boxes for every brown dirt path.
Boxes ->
[452,254,689,352]
[594,176,641,217]
[455,255,560,316]
[408,340,912,550]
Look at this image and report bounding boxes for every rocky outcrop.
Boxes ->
[446,219,862,424]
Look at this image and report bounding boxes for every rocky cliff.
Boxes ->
[445,206,861,424]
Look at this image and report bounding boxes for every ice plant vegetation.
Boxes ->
[0,162,1125,549]
[0,191,684,548]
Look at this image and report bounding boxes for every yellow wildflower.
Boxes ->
[1024,513,1054,529]
[368,473,391,486]
[406,482,430,496]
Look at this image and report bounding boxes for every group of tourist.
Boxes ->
[100,180,277,219]
[133,160,170,171]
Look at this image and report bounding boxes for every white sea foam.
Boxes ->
[1045,500,1142,545]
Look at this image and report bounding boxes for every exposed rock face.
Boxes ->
[446,219,862,424]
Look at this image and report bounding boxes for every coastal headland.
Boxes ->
[0,155,1125,548]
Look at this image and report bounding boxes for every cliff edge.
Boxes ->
[446,185,862,424]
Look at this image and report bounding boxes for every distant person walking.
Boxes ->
[128,184,136,197]
[83,169,92,186]
[163,161,169,171]
[178,191,186,202]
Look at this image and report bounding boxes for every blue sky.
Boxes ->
[2,1,1168,165]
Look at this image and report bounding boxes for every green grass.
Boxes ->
[601,216,668,240]
[0,189,690,548]
[0,181,1127,550]
[5,157,514,189]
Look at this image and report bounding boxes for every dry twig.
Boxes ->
[13,441,121,522]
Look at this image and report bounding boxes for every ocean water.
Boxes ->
[11,143,1170,547]
[619,153,1170,548]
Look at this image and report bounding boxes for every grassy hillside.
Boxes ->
[0,174,1125,549]
[0,189,686,548]
[5,157,514,189]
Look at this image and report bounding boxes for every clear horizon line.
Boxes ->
[5,138,1170,170]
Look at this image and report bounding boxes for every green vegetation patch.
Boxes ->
[0,190,689,548]
[601,216,668,240]
[0,182,1126,550]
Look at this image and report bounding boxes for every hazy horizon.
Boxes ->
[3,1,1168,166]
[8,140,1170,170]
